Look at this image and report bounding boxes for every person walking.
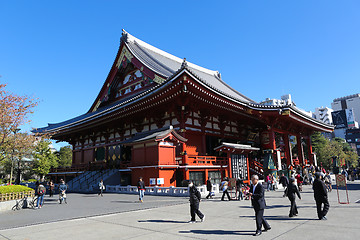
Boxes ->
[59,179,68,204]
[137,177,145,202]
[205,177,213,199]
[49,180,54,197]
[220,177,231,201]
[324,172,332,192]
[266,174,272,191]
[236,177,244,200]
[98,179,105,197]
[286,177,301,217]
[188,181,205,223]
[295,173,303,191]
[313,172,329,220]
[35,183,46,209]
[279,173,289,197]
[249,175,271,236]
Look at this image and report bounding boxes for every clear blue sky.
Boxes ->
[1,1,360,149]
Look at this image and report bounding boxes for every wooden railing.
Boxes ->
[0,190,35,202]
[185,155,228,166]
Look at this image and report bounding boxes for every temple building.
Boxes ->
[34,30,334,187]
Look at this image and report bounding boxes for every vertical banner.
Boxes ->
[231,154,248,180]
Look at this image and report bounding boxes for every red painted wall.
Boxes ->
[158,146,176,165]
[185,131,203,155]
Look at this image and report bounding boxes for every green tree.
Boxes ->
[311,132,358,169]
[32,140,58,180]
[56,145,72,167]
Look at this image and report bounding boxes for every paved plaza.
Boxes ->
[0,182,359,240]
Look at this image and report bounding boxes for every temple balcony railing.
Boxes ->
[177,155,228,166]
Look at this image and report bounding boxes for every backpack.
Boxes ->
[38,188,45,196]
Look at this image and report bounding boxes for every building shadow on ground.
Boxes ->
[238,215,314,221]
[179,230,254,236]
[110,200,139,203]
[138,220,188,224]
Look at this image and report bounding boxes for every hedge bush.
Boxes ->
[24,179,37,183]
[0,185,33,194]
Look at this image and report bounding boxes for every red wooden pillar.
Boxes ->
[205,169,208,182]
[227,152,232,179]
[185,168,189,180]
[283,133,292,167]
[306,136,314,165]
[297,135,304,166]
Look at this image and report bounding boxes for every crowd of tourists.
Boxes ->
[33,179,68,209]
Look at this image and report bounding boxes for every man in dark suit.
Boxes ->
[313,172,329,220]
[286,177,301,217]
[249,175,271,236]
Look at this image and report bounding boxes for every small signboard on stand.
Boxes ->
[149,178,156,185]
[157,178,164,185]
[335,174,349,204]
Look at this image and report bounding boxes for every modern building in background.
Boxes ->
[332,94,360,123]
[311,107,334,139]
[346,128,360,156]
[330,94,359,139]
[312,107,333,125]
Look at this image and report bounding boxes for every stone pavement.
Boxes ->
[0,181,359,240]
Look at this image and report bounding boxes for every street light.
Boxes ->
[9,128,21,185]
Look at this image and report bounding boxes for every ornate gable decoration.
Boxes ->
[115,47,133,68]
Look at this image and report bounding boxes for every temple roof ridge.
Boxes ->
[122,29,220,77]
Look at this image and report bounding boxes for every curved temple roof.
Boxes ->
[33,30,334,134]
[122,30,254,103]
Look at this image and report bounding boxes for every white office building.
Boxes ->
[313,107,333,125]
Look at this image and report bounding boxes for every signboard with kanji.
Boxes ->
[231,154,248,180]
[336,174,346,187]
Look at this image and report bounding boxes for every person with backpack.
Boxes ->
[59,179,68,204]
[36,183,46,209]
[220,177,231,201]
[188,180,205,223]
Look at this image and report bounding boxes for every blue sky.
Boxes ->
[1,1,360,149]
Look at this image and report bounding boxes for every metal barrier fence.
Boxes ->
[106,184,221,197]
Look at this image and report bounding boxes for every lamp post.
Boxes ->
[9,128,21,185]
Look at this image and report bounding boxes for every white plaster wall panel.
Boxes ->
[194,119,201,126]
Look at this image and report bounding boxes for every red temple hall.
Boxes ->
[35,30,334,187]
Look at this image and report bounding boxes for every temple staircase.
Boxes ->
[67,169,119,193]
[249,160,264,179]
